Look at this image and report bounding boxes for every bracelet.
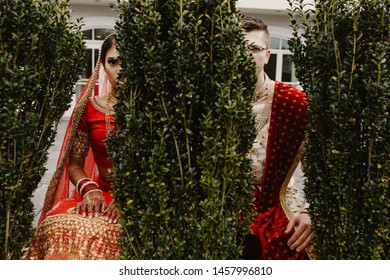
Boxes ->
[83,189,104,202]
[76,177,91,192]
[79,181,99,197]
[81,184,101,197]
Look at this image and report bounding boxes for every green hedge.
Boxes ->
[108,0,256,259]
[0,0,85,259]
[288,0,389,259]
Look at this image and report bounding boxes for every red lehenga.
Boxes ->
[24,66,121,260]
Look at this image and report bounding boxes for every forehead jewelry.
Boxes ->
[99,32,116,57]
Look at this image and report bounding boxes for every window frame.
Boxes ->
[266,36,299,88]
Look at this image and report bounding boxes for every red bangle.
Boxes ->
[76,178,90,193]
[80,181,98,197]
[81,184,99,197]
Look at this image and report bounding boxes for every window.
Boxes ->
[264,37,298,87]
[75,28,115,99]
[75,31,298,100]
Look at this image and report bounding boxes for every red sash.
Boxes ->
[251,81,308,259]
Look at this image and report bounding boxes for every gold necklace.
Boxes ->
[105,92,117,134]
[253,74,271,102]
[253,74,274,131]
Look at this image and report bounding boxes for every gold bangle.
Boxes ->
[83,189,104,202]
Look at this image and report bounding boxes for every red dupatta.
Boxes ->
[38,61,106,225]
[250,81,309,260]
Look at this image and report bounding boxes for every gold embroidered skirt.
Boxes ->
[25,209,121,260]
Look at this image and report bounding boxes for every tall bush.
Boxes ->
[0,0,85,259]
[108,0,256,259]
[288,0,389,259]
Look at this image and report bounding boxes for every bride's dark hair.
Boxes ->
[100,34,116,67]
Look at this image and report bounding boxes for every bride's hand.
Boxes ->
[78,190,106,219]
[104,201,120,224]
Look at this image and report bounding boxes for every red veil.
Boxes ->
[38,58,110,225]
[24,51,122,259]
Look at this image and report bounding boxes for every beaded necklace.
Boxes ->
[105,92,117,134]
[253,74,274,131]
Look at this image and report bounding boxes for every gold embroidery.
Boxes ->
[248,78,275,185]
[90,95,115,115]
[280,138,306,220]
[279,136,315,259]
[41,60,101,218]
[285,177,305,214]
[24,214,121,260]
[70,129,90,158]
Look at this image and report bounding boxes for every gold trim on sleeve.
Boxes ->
[70,129,90,158]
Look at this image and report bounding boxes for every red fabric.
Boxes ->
[38,71,113,224]
[79,99,115,169]
[38,75,98,224]
[46,187,114,218]
[250,81,308,260]
[45,98,115,218]
[27,57,123,259]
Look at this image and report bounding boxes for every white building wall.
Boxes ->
[69,2,296,53]
[70,4,118,27]
[70,2,297,53]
